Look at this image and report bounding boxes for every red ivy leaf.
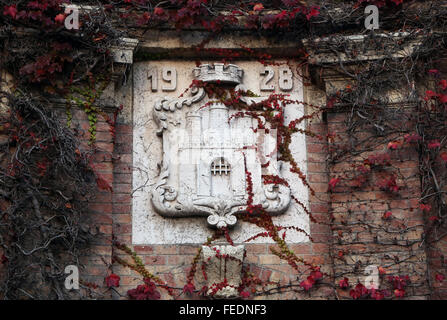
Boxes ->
[387,140,402,150]
[128,278,161,300]
[394,288,405,298]
[328,177,340,190]
[299,276,315,291]
[310,267,323,281]
[154,7,164,16]
[370,288,385,300]
[439,80,447,90]
[404,133,421,143]
[339,277,349,289]
[428,140,441,149]
[95,173,113,192]
[424,90,439,101]
[253,3,264,11]
[306,6,320,20]
[3,5,17,19]
[349,283,368,299]
[55,13,65,24]
[382,211,392,220]
[436,274,445,282]
[378,175,399,193]
[378,266,387,275]
[105,274,120,288]
[428,69,439,75]
[326,96,336,108]
[183,282,195,294]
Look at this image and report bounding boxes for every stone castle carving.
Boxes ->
[151,63,291,228]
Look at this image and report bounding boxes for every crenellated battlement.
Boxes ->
[193,63,243,84]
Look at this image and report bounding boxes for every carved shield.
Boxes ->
[151,64,291,228]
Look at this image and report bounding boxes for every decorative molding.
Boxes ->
[111,38,139,64]
[304,32,424,65]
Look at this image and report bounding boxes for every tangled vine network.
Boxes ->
[0,0,446,300]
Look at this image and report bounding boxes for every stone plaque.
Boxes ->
[132,61,309,244]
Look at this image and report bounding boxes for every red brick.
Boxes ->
[95,131,113,142]
[259,254,281,265]
[307,143,327,153]
[115,143,132,154]
[99,225,113,234]
[118,154,132,164]
[113,163,132,174]
[113,183,132,193]
[154,245,178,255]
[179,245,200,255]
[133,245,154,254]
[96,121,113,132]
[245,244,267,254]
[113,194,132,203]
[144,255,167,265]
[116,134,132,145]
[116,124,132,134]
[312,243,329,254]
[307,162,327,172]
[310,203,329,213]
[113,204,131,214]
[113,214,131,224]
[94,192,113,203]
[289,244,312,255]
[92,214,113,224]
[114,173,132,184]
[92,162,113,172]
[113,223,132,234]
[92,152,113,162]
[89,203,113,214]
[309,173,328,183]
[95,142,114,153]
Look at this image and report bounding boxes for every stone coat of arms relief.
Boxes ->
[150,63,292,229]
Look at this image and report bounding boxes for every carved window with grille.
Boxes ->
[210,157,231,176]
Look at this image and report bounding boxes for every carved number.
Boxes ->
[260,66,275,91]
[260,66,294,92]
[162,67,177,91]
[147,66,158,92]
[279,66,293,91]
[147,67,177,92]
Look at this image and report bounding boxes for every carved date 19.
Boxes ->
[148,66,177,92]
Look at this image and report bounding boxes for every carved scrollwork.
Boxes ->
[261,184,291,215]
[153,86,205,136]
[193,197,244,229]
[151,162,184,215]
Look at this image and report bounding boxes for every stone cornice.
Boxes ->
[303,31,432,66]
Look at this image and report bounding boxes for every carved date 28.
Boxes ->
[260,66,293,92]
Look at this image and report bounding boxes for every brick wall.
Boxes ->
[3,65,442,300]
[326,109,429,299]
